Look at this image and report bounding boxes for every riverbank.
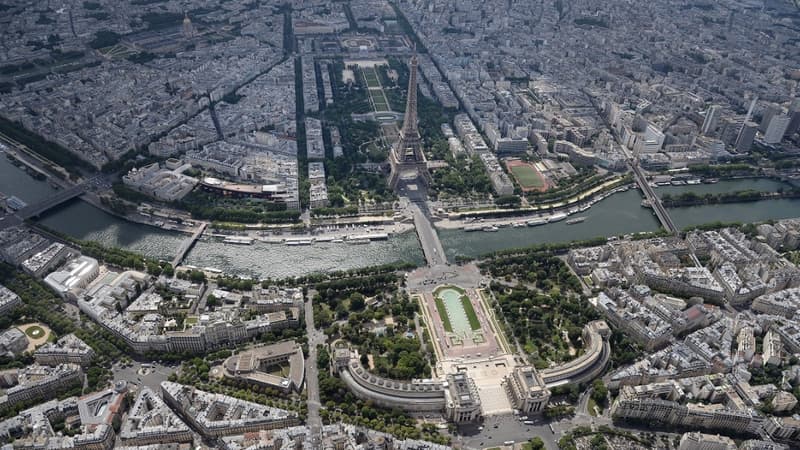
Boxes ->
[88,194,202,235]
[6,151,800,277]
[183,229,426,278]
[444,176,630,222]
[0,152,60,206]
[202,221,415,245]
[4,151,48,181]
[438,179,800,262]
[56,186,410,243]
[660,190,800,207]
[439,189,662,261]
[0,133,74,182]
[436,184,635,230]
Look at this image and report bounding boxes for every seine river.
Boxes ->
[2,155,799,277]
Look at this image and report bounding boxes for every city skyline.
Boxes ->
[1,1,800,449]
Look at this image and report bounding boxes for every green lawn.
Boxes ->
[364,67,391,112]
[510,164,545,189]
[432,285,481,332]
[24,326,45,339]
[460,295,481,330]
[434,296,453,332]
[588,397,603,416]
[363,68,381,88]
[370,90,390,112]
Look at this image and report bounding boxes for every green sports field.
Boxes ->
[509,164,545,189]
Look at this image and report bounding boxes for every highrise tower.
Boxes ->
[701,105,720,136]
[735,96,758,149]
[786,98,800,137]
[387,50,431,190]
[182,13,195,39]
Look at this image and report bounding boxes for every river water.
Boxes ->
[2,154,799,276]
[655,179,800,229]
[36,197,426,277]
[439,189,661,261]
[441,179,800,260]
[38,200,187,261]
[184,234,426,278]
[0,155,57,204]
[655,178,789,196]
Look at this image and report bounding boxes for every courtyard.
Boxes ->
[17,322,53,352]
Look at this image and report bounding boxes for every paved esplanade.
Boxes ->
[304,290,327,449]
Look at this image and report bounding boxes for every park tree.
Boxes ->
[592,379,609,406]
[591,434,609,450]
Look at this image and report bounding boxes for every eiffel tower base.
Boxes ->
[388,161,432,191]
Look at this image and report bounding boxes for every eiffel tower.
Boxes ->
[387,50,431,190]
